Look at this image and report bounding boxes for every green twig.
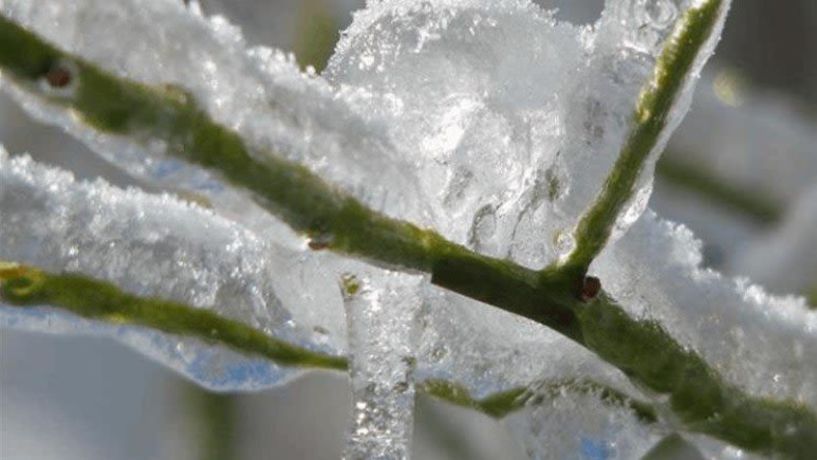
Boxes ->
[417,378,657,423]
[186,387,238,460]
[0,262,347,371]
[578,293,817,458]
[562,0,726,278]
[656,154,782,224]
[293,0,339,73]
[0,262,644,422]
[0,13,583,343]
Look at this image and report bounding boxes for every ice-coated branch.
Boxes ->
[0,13,584,342]
[2,6,817,456]
[0,261,648,425]
[0,262,348,371]
[578,292,817,457]
[417,378,657,423]
[562,0,728,277]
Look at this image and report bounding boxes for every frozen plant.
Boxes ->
[0,0,815,458]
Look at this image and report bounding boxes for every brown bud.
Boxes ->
[45,64,72,88]
[579,276,601,302]
[308,239,330,250]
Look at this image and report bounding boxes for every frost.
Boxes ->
[0,149,343,390]
[343,271,424,460]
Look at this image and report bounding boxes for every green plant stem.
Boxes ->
[417,378,657,423]
[579,293,817,458]
[187,386,237,460]
[293,0,339,73]
[3,263,815,456]
[2,6,817,456]
[0,12,583,342]
[0,262,641,422]
[656,154,782,224]
[0,263,347,371]
[562,0,725,278]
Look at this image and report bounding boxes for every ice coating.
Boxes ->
[0,0,798,457]
[414,288,631,399]
[504,390,660,460]
[343,271,424,460]
[327,0,584,264]
[0,0,429,233]
[594,210,817,408]
[0,149,345,389]
[327,0,727,267]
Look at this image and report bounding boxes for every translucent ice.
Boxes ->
[0,0,430,236]
[327,0,729,266]
[342,271,424,460]
[504,388,660,460]
[0,149,343,389]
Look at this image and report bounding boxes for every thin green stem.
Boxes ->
[577,293,817,457]
[562,0,726,277]
[186,386,238,460]
[0,262,347,371]
[417,378,657,423]
[0,13,583,343]
[0,262,643,423]
[293,0,339,73]
[656,154,782,224]
[2,262,815,456]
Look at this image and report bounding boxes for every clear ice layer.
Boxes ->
[0,149,342,390]
[343,271,424,460]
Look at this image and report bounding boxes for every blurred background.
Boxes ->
[1,0,815,458]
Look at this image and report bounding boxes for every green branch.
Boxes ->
[0,262,646,423]
[0,13,583,343]
[293,0,339,73]
[186,387,238,460]
[656,154,782,224]
[578,293,817,457]
[3,5,817,456]
[562,0,725,277]
[0,262,347,371]
[417,378,657,423]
